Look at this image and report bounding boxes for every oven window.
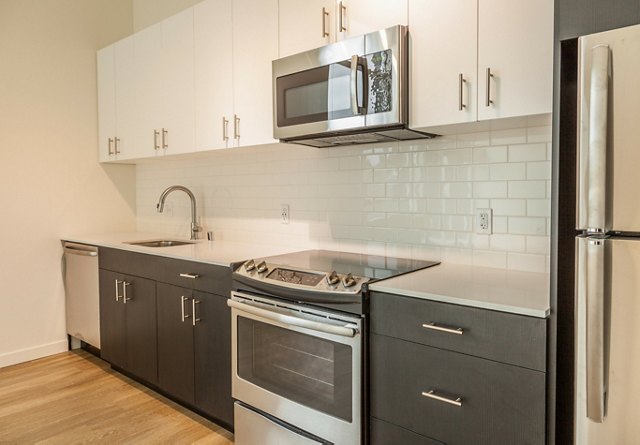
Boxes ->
[237,316,353,422]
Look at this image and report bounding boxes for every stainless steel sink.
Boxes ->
[126,240,195,248]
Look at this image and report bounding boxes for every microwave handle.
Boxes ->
[350,55,367,115]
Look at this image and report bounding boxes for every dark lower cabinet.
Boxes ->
[99,249,234,430]
[157,283,195,405]
[369,291,547,445]
[194,290,233,428]
[99,269,157,386]
[153,282,233,429]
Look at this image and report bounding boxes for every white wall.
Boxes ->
[137,124,552,273]
[0,0,136,368]
[133,0,203,31]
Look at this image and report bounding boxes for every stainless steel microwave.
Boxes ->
[272,25,436,147]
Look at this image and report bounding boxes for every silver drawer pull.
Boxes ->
[422,322,464,335]
[422,390,463,407]
[179,273,200,279]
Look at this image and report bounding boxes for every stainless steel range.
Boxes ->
[228,250,439,445]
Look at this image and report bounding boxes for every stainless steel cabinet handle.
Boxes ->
[122,281,132,303]
[485,67,494,106]
[459,74,466,111]
[108,138,114,155]
[153,130,160,150]
[422,322,464,335]
[162,128,168,149]
[339,1,347,32]
[233,115,240,140]
[115,279,122,302]
[192,299,200,326]
[179,273,200,279]
[422,389,462,407]
[322,7,329,38]
[114,137,120,154]
[222,117,229,141]
[181,296,191,322]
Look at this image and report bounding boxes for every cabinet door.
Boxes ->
[194,291,233,428]
[194,0,234,151]
[157,283,195,404]
[232,0,279,148]
[337,0,408,40]
[278,0,334,57]
[123,274,158,385]
[409,0,477,129]
[97,46,116,163]
[114,36,137,159]
[477,0,553,120]
[161,8,195,155]
[134,22,163,157]
[99,269,126,368]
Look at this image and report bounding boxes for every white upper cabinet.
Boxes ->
[134,22,163,157]
[160,8,195,155]
[278,0,407,57]
[410,0,553,131]
[409,0,477,128]
[194,0,233,151]
[97,36,137,162]
[232,0,279,147]
[114,37,137,159]
[477,0,553,120]
[97,46,116,162]
[279,0,333,58]
[336,0,408,41]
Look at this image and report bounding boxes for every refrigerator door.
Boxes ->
[576,236,640,443]
[577,24,640,233]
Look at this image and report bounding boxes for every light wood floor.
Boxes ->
[0,350,234,444]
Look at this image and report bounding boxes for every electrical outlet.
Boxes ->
[281,204,290,224]
[476,208,493,234]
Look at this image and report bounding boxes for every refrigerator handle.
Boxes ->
[578,44,610,232]
[578,237,607,422]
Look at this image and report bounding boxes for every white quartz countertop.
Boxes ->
[62,232,300,267]
[369,263,550,318]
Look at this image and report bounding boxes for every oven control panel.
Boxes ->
[234,259,369,295]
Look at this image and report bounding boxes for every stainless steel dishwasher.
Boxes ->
[63,242,100,349]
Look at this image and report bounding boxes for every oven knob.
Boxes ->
[326,271,340,286]
[343,273,357,288]
[256,261,268,274]
[244,259,256,272]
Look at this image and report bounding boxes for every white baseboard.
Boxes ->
[0,339,69,369]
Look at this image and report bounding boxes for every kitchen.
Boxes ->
[0,0,637,444]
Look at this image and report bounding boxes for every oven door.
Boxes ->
[228,292,362,445]
[273,25,405,141]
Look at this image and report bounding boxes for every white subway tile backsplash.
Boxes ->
[136,126,551,272]
[473,146,508,164]
[508,181,547,198]
[508,143,547,162]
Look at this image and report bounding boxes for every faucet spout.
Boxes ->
[156,185,202,240]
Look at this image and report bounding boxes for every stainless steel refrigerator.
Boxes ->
[574,23,640,444]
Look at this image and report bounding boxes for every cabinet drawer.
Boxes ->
[159,256,231,296]
[100,247,163,280]
[371,417,443,445]
[370,291,546,371]
[371,334,545,445]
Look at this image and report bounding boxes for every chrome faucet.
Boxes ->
[156,185,202,240]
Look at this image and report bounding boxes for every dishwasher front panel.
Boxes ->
[64,242,100,349]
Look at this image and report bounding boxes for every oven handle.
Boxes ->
[227,299,358,338]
